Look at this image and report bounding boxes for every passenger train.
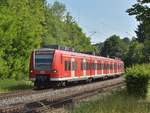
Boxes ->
[29,46,124,88]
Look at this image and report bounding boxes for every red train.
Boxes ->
[29,46,124,88]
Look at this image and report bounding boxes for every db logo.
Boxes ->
[40,71,45,74]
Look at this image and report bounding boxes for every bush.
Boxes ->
[125,64,150,98]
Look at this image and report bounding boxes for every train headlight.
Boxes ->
[52,70,58,74]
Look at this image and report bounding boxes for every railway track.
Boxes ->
[0,77,125,113]
[0,89,54,101]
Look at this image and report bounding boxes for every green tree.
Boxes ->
[43,2,93,52]
[127,0,150,38]
[135,22,147,43]
[127,0,150,65]
[144,39,150,62]
[0,0,94,80]
[93,42,103,55]
[50,1,66,20]
[0,0,46,79]
[124,41,144,66]
[101,35,128,59]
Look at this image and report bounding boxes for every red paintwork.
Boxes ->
[29,49,124,81]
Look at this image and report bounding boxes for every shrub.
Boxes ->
[125,64,150,98]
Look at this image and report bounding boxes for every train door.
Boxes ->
[112,61,114,75]
[80,58,86,78]
[63,56,71,78]
[73,57,80,78]
[90,59,95,76]
[114,62,117,74]
[97,60,100,75]
[108,61,110,75]
[103,61,107,75]
[95,60,97,76]
[71,57,75,78]
[76,57,81,78]
[83,58,86,77]
[110,61,113,74]
[86,58,90,77]
[101,61,104,76]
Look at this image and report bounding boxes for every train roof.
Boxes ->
[34,48,123,63]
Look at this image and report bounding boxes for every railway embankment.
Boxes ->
[0,77,125,113]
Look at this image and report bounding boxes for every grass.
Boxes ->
[0,79,33,93]
[71,90,150,113]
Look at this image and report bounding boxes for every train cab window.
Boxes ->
[65,61,71,71]
[34,53,53,70]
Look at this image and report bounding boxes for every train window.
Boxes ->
[85,62,88,70]
[81,62,83,70]
[91,63,96,70]
[97,63,100,70]
[65,61,71,71]
[81,62,86,70]
[95,63,97,70]
[104,64,107,70]
[114,64,117,69]
[34,54,53,70]
[110,64,113,70]
[91,63,94,70]
[72,62,77,70]
[65,61,67,70]
[86,62,89,70]
[85,62,87,70]
[106,64,108,70]
[100,63,104,70]
[99,64,101,70]
[68,61,71,70]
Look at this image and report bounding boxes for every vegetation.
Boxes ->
[125,64,150,98]
[71,90,150,113]
[0,79,33,93]
[100,35,128,59]
[0,0,94,80]
[93,0,150,67]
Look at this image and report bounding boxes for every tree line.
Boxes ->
[94,0,150,67]
[0,0,94,79]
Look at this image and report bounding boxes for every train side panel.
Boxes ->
[29,49,125,88]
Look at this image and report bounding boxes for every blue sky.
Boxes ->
[47,0,138,43]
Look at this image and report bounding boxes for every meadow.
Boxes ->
[71,90,150,113]
[0,79,33,93]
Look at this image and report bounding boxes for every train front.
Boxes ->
[29,49,54,88]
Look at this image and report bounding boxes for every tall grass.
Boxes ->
[0,79,33,93]
[71,91,150,113]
